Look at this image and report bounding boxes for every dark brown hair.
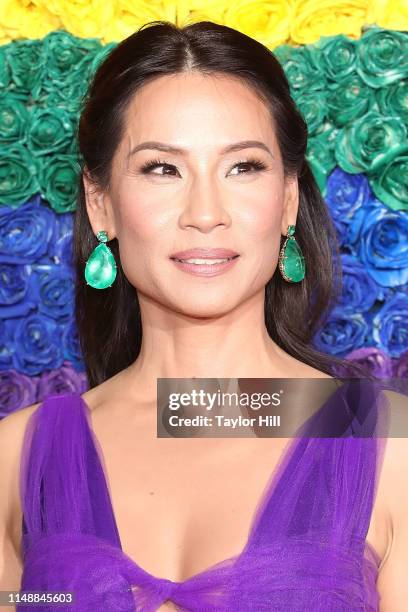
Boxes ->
[74,20,367,388]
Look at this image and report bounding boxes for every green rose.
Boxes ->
[306,125,339,195]
[326,74,372,126]
[5,39,43,95]
[27,107,76,156]
[293,90,328,136]
[282,46,326,92]
[357,26,408,88]
[376,80,408,125]
[273,44,295,66]
[31,30,102,111]
[88,42,118,80]
[371,144,408,212]
[335,110,407,174]
[0,95,30,146]
[315,34,357,82]
[0,144,40,207]
[42,78,92,114]
[38,154,81,213]
[0,47,10,89]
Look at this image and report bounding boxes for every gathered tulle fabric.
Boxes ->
[19,379,390,611]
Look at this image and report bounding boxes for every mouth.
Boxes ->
[171,255,239,264]
[169,254,240,276]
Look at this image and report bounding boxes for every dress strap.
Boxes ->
[20,393,121,556]
[249,379,390,551]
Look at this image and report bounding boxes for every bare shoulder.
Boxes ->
[374,388,408,609]
[0,401,43,522]
[0,401,42,594]
[376,389,408,500]
[0,400,42,434]
[0,401,42,470]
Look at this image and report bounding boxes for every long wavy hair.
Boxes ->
[74,20,367,389]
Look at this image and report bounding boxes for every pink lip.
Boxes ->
[170,256,239,277]
[170,248,239,259]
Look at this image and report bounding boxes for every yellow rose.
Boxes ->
[35,0,115,39]
[0,0,60,42]
[175,0,228,27]
[365,0,408,31]
[291,0,369,44]
[104,0,177,43]
[224,0,294,49]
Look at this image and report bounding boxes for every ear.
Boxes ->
[281,174,299,236]
[82,167,117,239]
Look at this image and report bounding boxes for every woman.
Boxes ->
[0,20,407,611]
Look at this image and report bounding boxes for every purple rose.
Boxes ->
[0,369,38,418]
[38,360,89,399]
[344,347,394,378]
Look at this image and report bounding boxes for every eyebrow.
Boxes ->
[126,140,274,159]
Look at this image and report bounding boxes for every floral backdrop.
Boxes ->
[0,1,407,417]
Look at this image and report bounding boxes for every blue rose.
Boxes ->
[0,319,13,369]
[313,307,368,356]
[336,254,381,311]
[53,215,74,269]
[373,292,408,358]
[9,313,63,376]
[325,169,371,246]
[26,263,75,323]
[0,263,29,306]
[347,197,408,287]
[0,196,58,264]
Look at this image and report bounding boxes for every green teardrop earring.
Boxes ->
[84,230,117,289]
[278,224,305,283]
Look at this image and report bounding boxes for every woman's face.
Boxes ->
[86,71,298,317]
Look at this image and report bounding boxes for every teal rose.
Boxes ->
[335,110,407,174]
[376,80,408,125]
[282,46,326,92]
[0,145,40,207]
[326,74,372,126]
[38,154,81,213]
[0,95,30,146]
[0,47,10,89]
[371,144,408,212]
[357,26,408,88]
[292,90,328,136]
[27,107,76,156]
[306,124,339,195]
[31,30,102,111]
[273,44,295,66]
[5,39,43,95]
[314,34,357,82]
[87,42,118,81]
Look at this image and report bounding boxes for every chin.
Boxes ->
[170,300,237,319]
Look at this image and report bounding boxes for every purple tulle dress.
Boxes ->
[19,379,390,611]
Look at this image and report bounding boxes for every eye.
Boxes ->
[139,156,268,177]
[229,158,268,175]
[140,158,180,176]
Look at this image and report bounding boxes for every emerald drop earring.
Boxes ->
[278,224,305,283]
[84,230,117,289]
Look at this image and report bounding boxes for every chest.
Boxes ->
[90,413,388,587]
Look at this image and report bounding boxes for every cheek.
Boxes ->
[114,186,169,243]
[238,191,283,245]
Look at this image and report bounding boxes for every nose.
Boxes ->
[178,176,231,233]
